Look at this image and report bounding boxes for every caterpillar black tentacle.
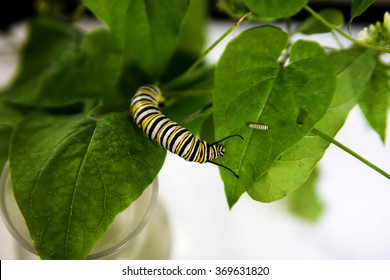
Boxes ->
[211,134,244,145]
[131,85,241,178]
[206,161,240,179]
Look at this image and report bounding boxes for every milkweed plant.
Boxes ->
[0,0,389,259]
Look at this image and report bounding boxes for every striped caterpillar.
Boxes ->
[130,85,243,178]
[247,122,269,131]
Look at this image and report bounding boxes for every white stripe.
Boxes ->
[135,109,159,124]
[171,131,189,154]
[148,117,169,140]
[131,94,156,106]
[161,125,178,149]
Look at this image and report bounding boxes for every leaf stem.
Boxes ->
[312,128,390,180]
[303,5,390,53]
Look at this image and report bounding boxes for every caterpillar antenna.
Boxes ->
[211,134,243,145]
[208,161,239,178]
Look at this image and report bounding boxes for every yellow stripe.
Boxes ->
[175,133,190,154]
[196,143,205,163]
[209,147,215,160]
[132,99,154,113]
[141,114,159,133]
[156,118,172,142]
[183,138,195,159]
[166,126,182,150]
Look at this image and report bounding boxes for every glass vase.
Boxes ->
[0,162,171,260]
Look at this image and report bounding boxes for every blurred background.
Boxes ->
[1,0,390,259]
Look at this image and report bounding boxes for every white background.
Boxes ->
[1,19,390,260]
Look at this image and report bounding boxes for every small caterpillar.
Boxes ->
[247,122,269,131]
[130,85,242,178]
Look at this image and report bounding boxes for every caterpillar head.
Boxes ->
[206,143,225,161]
[214,144,225,158]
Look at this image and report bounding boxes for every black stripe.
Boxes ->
[158,122,177,148]
[187,138,201,162]
[131,94,155,107]
[134,104,157,116]
[197,141,206,163]
[147,115,168,139]
[134,92,155,100]
[177,134,194,156]
[135,106,159,124]
[168,128,188,152]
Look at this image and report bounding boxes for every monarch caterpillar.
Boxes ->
[131,85,243,178]
[247,122,269,131]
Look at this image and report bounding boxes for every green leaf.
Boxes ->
[295,8,344,34]
[162,0,208,82]
[247,47,377,202]
[82,0,190,80]
[9,112,165,259]
[1,17,123,106]
[287,169,324,222]
[0,101,26,127]
[213,26,335,207]
[247,134,329,202]
[242,0,308,19]
[0,126,12,169]
[176,0,207,58]
[216,0,251,20]
[350,0,375,25]
[359,60,390,143]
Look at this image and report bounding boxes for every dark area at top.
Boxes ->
[0,0,388,31]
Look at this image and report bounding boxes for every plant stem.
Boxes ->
[331,30,344,49]
[187,12,252,74]
[304,5,390,53]
[165,12,251,89]
[181,102,212,125]
[312,128,390,180]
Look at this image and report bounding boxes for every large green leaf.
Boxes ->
[162,0,208,82]
[359,60,390,143]
[247,47,377,202]
[82,0,190,80]
[9,112,165,259]
[213,26,335,207]
[242,0,308,19]
[0,101,26,127]
[350,0,375,25]
[1,17,123,106]
[175,0,207,58]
